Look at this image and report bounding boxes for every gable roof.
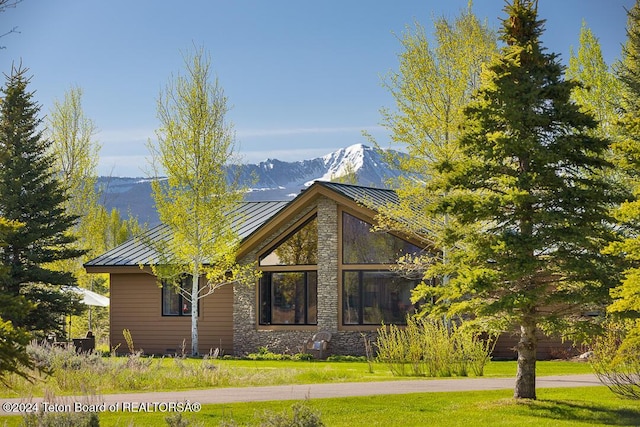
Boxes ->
[84,181,425,272]
[84,200,288,270]
[314,181,399,210]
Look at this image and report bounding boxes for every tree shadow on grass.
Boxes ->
[520,399,640,426]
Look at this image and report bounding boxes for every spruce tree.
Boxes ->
[0,65,85,338]
[606,0,640,344]
[426,0,625,399]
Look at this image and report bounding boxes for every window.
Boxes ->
[259,215,318,326]
[162,277,194,316]
[259,272,317,325]
[342,212,421,264]
[343,271,418,325]
[341,211,424,326]
[260,216,317,266]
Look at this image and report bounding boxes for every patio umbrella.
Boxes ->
[64,286,109,307]
[63,286,109,337]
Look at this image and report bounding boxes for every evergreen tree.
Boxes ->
[607,0,640,342]
[0,65,85,338]
[423,0,625,399]
[0,216,33,385]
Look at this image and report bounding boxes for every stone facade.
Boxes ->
[233,201,317,355]
[232,195,377,357]
[315,197,338,332]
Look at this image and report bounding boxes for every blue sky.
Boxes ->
[0,0,634,177]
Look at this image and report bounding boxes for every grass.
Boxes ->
[0,353,635,426]
[0,352,596,399]
[192,387,640,427]
[2,386,638,426]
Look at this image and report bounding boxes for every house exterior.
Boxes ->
[85,181,571,359]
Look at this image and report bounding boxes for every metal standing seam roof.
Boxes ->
[315,181,435,238]
[314,181,400,210]
[83,181,429,269]
[84,200,289,268]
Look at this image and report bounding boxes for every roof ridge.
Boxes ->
[315,180,396,192]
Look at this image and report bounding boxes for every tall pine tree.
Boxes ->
[606,0,640,347]
[423,0,625,399]
[0,65,85,338]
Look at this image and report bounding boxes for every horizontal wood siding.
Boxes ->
[493,332,580,360]
[110,273,233,355]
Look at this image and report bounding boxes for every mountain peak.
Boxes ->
[98,144,405,225]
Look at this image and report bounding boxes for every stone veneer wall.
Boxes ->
[233,201,317,355]
[232,195,379,357]
[316,197,338,332]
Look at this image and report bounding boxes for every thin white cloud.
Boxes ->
[96,125,385,143]
[97,128,155,143]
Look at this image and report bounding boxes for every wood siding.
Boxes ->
[492,332,581,360]
[110,273,233,355]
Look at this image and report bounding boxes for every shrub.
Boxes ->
[591,320,640,399]
[257,401,325,427]
[21,411,99,427]
[325,355,367,362]
[245,347,312,361]
[246,347,290,361]
[375,317,494,377]
[165,413,204,427]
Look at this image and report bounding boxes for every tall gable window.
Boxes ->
[343,212,421,264]
[260,217,317,266]
[259,215,318,325]
[341,211,422,326]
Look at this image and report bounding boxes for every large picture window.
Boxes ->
[343,271,418,325]
[259,272,317,325]
[259,214,318,326]
[162,277,194,316]
[341,211,424,326]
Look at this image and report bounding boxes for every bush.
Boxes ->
[165,413,204,427]
[21,411,99,427]
[591,320,640,399]
[245,347,290,361]
[375,317,494,377]
[245,347,313,361]
[325,355,367,362]
[257,401,325,427]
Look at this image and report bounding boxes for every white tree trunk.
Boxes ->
[191,270,199,356]
[514,318,537,399]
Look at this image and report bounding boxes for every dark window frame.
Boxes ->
[340,209,425,326]
[342,270,419,326]
[259,215,318,266]
[161,276,199,317]
[342,212,422,265]
[259,271,318,326]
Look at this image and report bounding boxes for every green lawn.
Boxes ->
[0,357,595,398]
[1,358,631,426]
[2,386,638,427]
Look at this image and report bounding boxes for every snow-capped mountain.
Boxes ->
[97,144,407,225]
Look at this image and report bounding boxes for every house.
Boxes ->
[85,181,571,359]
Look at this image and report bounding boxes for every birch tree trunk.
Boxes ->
[191,270,199,356]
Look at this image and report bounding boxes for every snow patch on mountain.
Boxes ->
[97,144,408,225]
